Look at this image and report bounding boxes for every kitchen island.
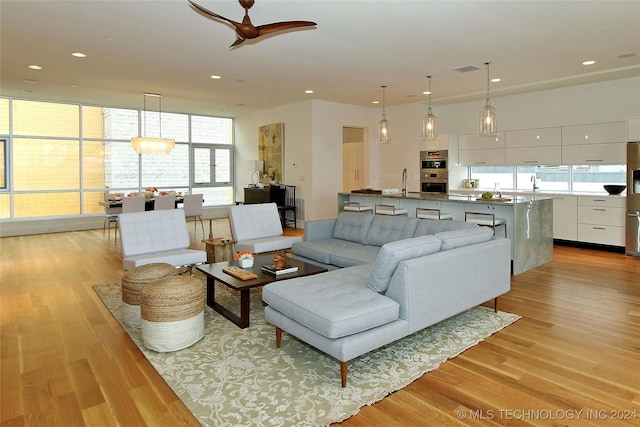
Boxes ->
[338,191,553,275]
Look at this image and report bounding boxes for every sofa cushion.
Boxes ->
[366,216,418,246]
[436,227,494,251]
[367,235,442,293]
[414,219,477,237]
[330,244,380,267]
[332,212,374,244]
[262,265,399,339]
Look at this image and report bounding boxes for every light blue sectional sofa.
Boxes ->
[262,212,511,387]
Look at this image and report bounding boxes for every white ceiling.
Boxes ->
[2,0,639,118]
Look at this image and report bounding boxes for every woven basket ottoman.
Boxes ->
[140,275,205,352]
[122,263,177,329]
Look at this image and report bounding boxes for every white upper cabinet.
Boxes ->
[505,127,561,165]
[628,117,640,141]
[458,132,505,166]
[561,121,626,164]
[506,127,561,148]
[561,122,626,145]
[458,132,506,150]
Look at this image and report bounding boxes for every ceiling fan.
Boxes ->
[188,0,317,48]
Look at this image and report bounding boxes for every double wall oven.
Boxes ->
[420,150,448,193]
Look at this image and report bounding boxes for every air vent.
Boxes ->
[453,65,481,73]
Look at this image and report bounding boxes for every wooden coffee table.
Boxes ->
[197,255,327,328]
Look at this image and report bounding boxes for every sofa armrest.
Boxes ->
[304,218,337,241]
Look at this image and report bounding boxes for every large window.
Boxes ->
[470,164,625,193]
[0,97,234,220]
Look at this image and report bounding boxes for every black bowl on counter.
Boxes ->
[603,185,626,195]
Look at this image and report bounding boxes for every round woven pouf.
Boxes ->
[140,275,205,352]
[121,263,177,329]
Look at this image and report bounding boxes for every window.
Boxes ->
[516,165,569,192]
[469,166,514,190]
[1,97,234,220]
[572,164,626,192]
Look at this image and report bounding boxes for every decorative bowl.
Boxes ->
[603,185,626,195]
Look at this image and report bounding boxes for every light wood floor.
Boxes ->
[1,221,639,426]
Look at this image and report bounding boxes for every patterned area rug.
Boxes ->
[94,281,519,427]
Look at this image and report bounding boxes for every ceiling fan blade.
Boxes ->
[256,21,317,37]
[230,37,246,48]
[188,0,241,28]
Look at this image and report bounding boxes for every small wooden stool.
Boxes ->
[140,276,205,352]
[121,263,177,329]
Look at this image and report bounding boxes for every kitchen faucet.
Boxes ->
[402,168,408,196]
[531,175,539,191]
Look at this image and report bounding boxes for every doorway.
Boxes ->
[342,126,368,192]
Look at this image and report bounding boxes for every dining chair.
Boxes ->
[122,196,146,213]
[103,191,119,241]
[183,194,205,238]
[153,195,176,210]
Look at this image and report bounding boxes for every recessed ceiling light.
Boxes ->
[305,90,313,94]
[72,52,86,58]
[423,90,432,95]
[210,75,222,79]
[372,101,380,104]
[491,78,501,83]
[28,65,42,70]
[582,60,595,65]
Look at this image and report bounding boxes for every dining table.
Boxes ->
[99,196,185,211]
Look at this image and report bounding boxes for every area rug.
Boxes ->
[94,282,520,427]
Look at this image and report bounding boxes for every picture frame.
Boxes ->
[258,123,284,184]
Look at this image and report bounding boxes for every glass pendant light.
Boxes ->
[479,62,498,136]
[377,85,391,143]
[422,75,438,140]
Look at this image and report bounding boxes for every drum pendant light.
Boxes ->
[377,85,391,143]
[131,93,175,154]
[479,62,498,136]
[422,75,438,140]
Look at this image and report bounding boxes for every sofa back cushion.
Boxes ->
[229,203,283,241]
[414,219,477,237]
[436,227,494,251]
[367,235,442,293]
[366,216,418,246]
[333,212,374,244]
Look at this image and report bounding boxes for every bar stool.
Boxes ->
[416,207,453,220]
[375,204,408,216]
[464,211,507,237]
[343,201,373,213]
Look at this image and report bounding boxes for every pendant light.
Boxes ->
[422,75,438,140]
[377,85,391,143]
[131,93,175,154]
[479,61,498,136]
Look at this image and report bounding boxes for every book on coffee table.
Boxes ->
[261,264,299,276]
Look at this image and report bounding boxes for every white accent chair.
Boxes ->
[118,209,206,270]
[153,195,176,210]
[182,194,204,238]
[416,207,453,220]
[229,203,302,253]
[375,204,408,216]
[465,211,507,237]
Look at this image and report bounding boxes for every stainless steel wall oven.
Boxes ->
[420,150,448,194]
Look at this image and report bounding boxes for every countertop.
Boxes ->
[341,191,552,205]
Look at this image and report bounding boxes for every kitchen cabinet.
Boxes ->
[458,132,505,166]
[561,122,626,145]
[419,133,449,151]
[561,122,626,165]
[577,196,625,246]
[561,142,626,165]
[552,196,577,241]
[505,127,561,165]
